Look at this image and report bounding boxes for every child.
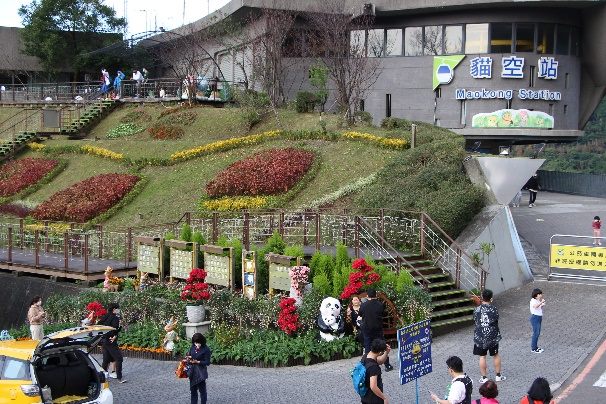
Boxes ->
[593,216,602,246]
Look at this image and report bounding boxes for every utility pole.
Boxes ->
[182,0,186,25]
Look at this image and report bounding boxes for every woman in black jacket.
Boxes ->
[525,173,540,207]
[186,333,212,404]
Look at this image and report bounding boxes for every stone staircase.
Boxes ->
[405,254,476,334]
[0,131,38,160]
[60,100,118,139]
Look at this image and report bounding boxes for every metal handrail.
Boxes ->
[357,216,430,289]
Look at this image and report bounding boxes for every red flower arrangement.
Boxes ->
[277,297,300,336]
[205,148,315,197]
[86,301,107,318]
[180,268,211,303]
[32,173,139,222]
[0,158,58,197]
[340,258,382,299]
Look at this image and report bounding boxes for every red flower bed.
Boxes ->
[32,173,139,222]
[206,148,314,197]
[277,297,300,335]
[0,158,58,197]
[0,203,33,218]
[148,123,184,140]
[340,258,382,299]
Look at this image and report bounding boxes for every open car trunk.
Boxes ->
[34,349,103,404]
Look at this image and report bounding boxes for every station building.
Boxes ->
[150,0,606,149]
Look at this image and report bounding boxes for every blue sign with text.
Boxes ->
[398,319,432,385]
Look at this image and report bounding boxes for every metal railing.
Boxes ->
[0,77,246,103]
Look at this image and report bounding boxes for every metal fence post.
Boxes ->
[315,212,321,252]
[379,208,385,247]
[8,227,12,264]
[64,232,69,269]
[279,211,284,238]
[420,213,426,256]
[185,212,191,226]
[19,218,24,249]
[212,212,218,243]
[35,230,40,268]
[354,216,360,258]
[84,234,89,275]
[97,225,103,258]
[127,228,132,264]
[455,248,461,288]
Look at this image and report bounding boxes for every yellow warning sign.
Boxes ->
[550,244,606,271]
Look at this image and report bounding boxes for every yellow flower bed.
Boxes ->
[27,142,46,151]
[201,196,268,211]
[342,131,408,149]
[171,130,282,161]
[24,222,72,234]
[80,145,124,160]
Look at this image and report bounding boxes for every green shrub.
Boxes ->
[381,117,411,130]
[295,91,318,113]
[355,111,373,125]
[335,243,350,269]
[312,272,331,297]
[284,245,305,258]
[180,224,192,242]
[255,232,286,294]
[192,231,206,245]
[396,269,415,292]
[120,110,152,124]
[161,111,197,125]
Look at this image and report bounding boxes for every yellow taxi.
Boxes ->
[0,326,114,404]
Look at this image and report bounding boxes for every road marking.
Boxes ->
[556,339,606,401]
[593,370,606,387]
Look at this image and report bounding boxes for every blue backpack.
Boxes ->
[351,360,369,396]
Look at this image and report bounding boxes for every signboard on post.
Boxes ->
[550,244,606,271]
[166,239,196,280]
[398,319,432,386]
[242,250,256,300]
[134,236,163,276]
[200,244,234,288]
[267,253,298,294]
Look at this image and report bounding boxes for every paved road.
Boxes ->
[106,281,606,404]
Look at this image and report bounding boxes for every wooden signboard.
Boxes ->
[242,250,256,300]
[134,237,163,276]
[200,244,234,288]
[267,253,298,294]
[166,239,196,280]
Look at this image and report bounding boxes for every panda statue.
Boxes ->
[317,297,346,342]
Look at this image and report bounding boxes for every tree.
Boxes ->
[306,1,383,125]
[19,0,125,79]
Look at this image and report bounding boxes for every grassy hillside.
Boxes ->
[2,103,482,237]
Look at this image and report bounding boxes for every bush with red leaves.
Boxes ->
[0,203,33,218]
[180,268,211,303]
[0,158,58,197]
[206,148,314,197]
[148,123,184,140]
[277,297,300,336]
[32,173,140,222]
[340,258,382,299]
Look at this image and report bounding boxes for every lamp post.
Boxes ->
[139,9,148,34]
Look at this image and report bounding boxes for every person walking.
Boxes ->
[430,356,473,404]
[362,338,390,404]
[186,333,212,404]
[529,288,546,353]
[133,70,143,97]
[98,303,126,383]
[359,289,393,372]
[475,380,499,404]
[519,377,557,404]
[27,296,45,340]
[593,216,602,246]
[525,173,540,208]
[113,70,125,99]
[100,68,111,97]
[473,289,506,384]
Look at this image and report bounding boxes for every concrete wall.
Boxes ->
[455,205,533,295]
[0,273,82,330]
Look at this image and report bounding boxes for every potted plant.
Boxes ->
[180,268,211,323]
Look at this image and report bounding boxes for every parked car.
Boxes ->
[0,325,114,404]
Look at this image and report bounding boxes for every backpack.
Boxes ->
[351,359,370,397]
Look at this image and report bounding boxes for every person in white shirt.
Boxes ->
[133,70,143,97]
[529,288,546,353]
[430,356,473,404]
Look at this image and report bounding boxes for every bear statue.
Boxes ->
[317,297,346,342]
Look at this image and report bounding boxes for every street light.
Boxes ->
[139,9,148,34]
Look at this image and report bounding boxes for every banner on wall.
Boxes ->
[432,55,465,90]
[472,109,554,129]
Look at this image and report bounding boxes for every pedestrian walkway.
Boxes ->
[107,280,606,403]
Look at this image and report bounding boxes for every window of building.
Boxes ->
[350,30,366,56]
[404,26,423,56]
[360,99,365,112]
[386,94,392,118]
[465,24,489,54]
[564,104,568,114]
[385,29,403,56]
[367,29,385,57]
[506,99,512,109]
[565,72,569,89]
[537,23,555,54]
[424,25,443,55]
[556,25,571,55]
[529,65,536,87]
[549,104,554,116]
[490,23,513,53]
[435,87,441,98]
[444,25,463,54]
[460,100,467,125]
[515,23,535,52]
